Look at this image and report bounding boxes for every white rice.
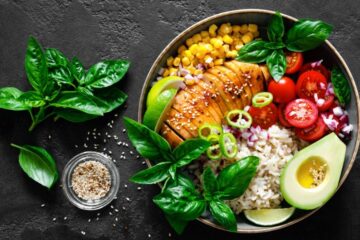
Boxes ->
[199,124,304,214]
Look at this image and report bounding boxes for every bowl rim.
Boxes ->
[138,8,360,233]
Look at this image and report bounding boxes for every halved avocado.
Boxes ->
[280,133,346,210]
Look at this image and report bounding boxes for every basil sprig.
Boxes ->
[154,157,259,233]
[124,119,260,234]
[331,68,351,105]
[237,11,333,81]
[11,144,58,189]
[124,117,210,184]
[0,36,130,131]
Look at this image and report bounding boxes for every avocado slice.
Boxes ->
[280,133,346,210]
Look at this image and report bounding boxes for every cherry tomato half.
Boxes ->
[296,70,328,100]
[285,52,304,74]
[285,98,318,128]
[317,94,335,112]
[278,104,292,127]
[248,103,278,129]
[295,117,327,142]
[300,63,330,80]
[268,76,296,103]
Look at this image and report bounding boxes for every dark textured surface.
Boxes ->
[0,0,359,239]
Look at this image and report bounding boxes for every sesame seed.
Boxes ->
[124,184,128,188]
[81,231,86,235]
[64,216,67,220]
[52,218,56,222]
[125,197,130,201]
[88,219,91,222]
[122,129,126,133]
[41,203,46,207]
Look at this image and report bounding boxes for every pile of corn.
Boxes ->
[161,23,260,85]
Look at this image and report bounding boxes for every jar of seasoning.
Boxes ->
[62,151,120,210]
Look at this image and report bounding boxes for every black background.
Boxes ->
[0,0,359,239]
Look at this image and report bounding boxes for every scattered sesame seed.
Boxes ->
[129,151,134,155]
[115,217,118,221]
[137,187,142,191]
[110,205,114,209]
[168,233,172,237]
[64,216,67,220]
[113,224,116,227]
[125,197,130,202]
[124,184,128,188]
[109,212,113,216]
[122,129,126,133]
[41,203,46,207]
[97,213,101,216]
[48,134,52,139]
[75,144,78,148]
[148,234,151,238]
[142,161,146,165]
[81,231,86,235]
[88,219,91,222]
[96,217,99,221]
[52,218,56,222]
[114,209,119,212]
[122,206,126,210]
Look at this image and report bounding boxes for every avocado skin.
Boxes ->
[280,133,346,210]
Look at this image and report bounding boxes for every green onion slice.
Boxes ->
[198,123,223,140]
[226,109,252,129]
[252,92,273,108]
[206,134,222,160]
[219,132,238,159]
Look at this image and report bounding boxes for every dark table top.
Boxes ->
[1,0,360,239]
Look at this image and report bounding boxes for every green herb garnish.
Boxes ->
[331,68,351,106]
[123,118,259,234]
[0,36,130,131]
[237,11,333,81]
[11,144,58,189]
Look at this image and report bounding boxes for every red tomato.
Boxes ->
[285,99,318,128]
[285,52,303,74]
[300,63,330,80]
[248,103,278,129]
[295,117,327,142]
[278,104,292,127]
[296,70,328,100]
[268,77,296,103]
[317,94,335,112]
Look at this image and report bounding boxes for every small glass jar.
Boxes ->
[62,151,120,211]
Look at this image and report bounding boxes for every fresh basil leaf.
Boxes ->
[77,86,94,96]
[217,156,259,200]
[17,91,45,108]
[168,164,177,180]
[265,41,285,50]
[164,214,188,235]
[203,167,218,200]
[123,117,172,163]
[25,36,48,94]
[94,88,127,113]
[130,162,171,184]
[166,173,195,191]
[209,201,237,232]
[51,91,104,115]
[267,11,284,42]
[285,19,333,52]
[153,185,206,221]
[331,68,351,105]
[11,144,58,189]
[236,40,272,63]
[0,87,29,111]
[266,49,286,81]
[48,67,73,86]
[173,138,210,167]
[53,108,98,123]
[71,57,86,84]
[83,60,130,89]
[45,48,69,68]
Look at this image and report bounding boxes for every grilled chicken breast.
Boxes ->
[159,60,269,148]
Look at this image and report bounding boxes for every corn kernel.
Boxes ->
[240,24,248,34]
[185,78,195,85]
[253,31,260,38]
[219,23,232,35]
[248,24,258,33]
[186,38,194,47]
[210,38,223,49]
[232,25,241,33]
[226,50,238,58]
[193,33,202,43]
[173,57,181,67]
[181,56,190,66]
[214,59,224,66]
[222,44,230,53]
[202,37,210,43]
[235,43,244,50]
[185,66,195,74]
[194,69,203,75]
[209,24,218,37]
[204,55,213,63]
[166,56,174,67]
[169,67,178,76]
[163,69,170,77]
[196,51,206,59]
[177,45,187,54]
[184,50,193,59]
[204,43,213,52]
[241,32,253,44]
[223,34,233,44]
[200,31,209,38]
[210,50,220,58]
[189,44,198,54]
